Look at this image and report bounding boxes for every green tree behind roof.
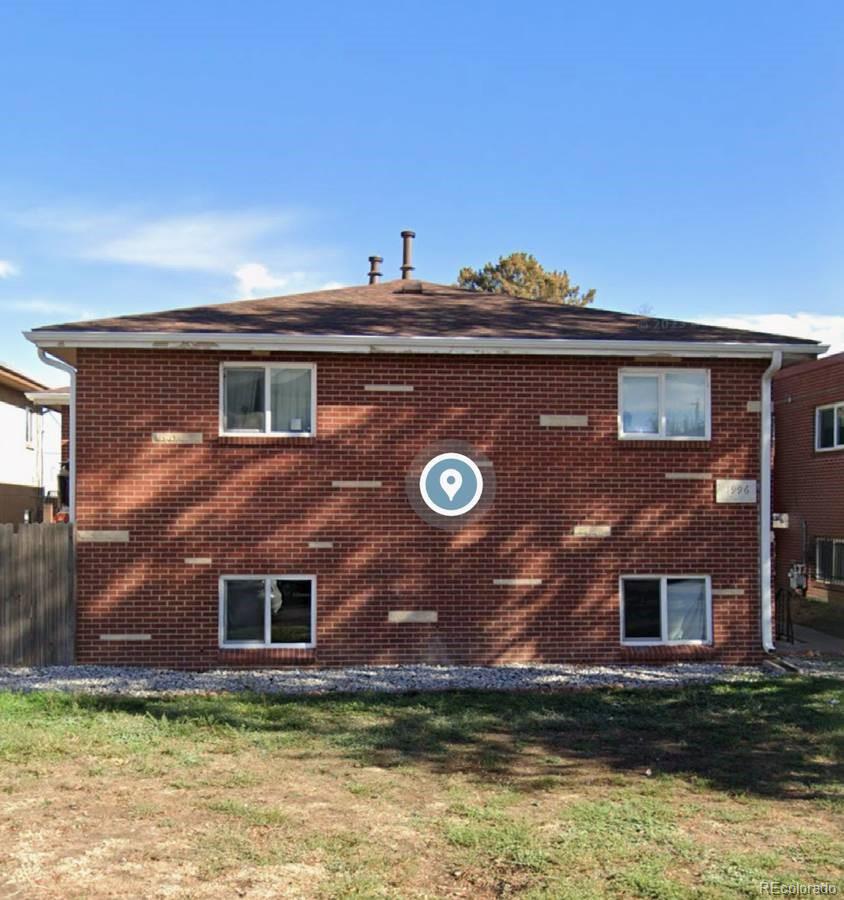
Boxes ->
[457,252,596,306]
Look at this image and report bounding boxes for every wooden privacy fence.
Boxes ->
[0,523,74,665]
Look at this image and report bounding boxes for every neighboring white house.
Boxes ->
[0,362,63,523]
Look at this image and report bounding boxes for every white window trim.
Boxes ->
[24,407,35,449]
[619,574,712,646]
[219,574,316,649]
[617,368,711,441]
[219,361,316,437]
[814,401,844,452]
[815,538,844,584]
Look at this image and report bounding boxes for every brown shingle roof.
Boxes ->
[31,280,819,345]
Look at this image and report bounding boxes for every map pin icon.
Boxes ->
[440,468,462,502]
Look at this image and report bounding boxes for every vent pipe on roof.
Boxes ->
[400,230,415,280]
[367,256,383,285]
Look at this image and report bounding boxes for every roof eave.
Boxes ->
[24,389,70,406]
[24,329,827,359]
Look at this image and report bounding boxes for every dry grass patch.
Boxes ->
[0,677,841,898]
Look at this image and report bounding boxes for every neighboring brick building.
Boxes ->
[26,272,824,668]
[773,352,844,603]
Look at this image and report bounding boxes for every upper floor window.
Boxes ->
[618,368,710,440]
[815,402,844,451]
[221,362,315,436]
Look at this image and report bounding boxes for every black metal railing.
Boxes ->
[775,586,795,644]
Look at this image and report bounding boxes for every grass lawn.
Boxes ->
[0,677,841,899]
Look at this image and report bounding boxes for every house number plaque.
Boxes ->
[715,479,757,504]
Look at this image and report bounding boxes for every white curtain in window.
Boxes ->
[225,368,265,431]
[666,578,706,641]
[271,368,311,432]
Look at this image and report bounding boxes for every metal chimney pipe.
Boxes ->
[367,255,383,285]
[400,230,415,280]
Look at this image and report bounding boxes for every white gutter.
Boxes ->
[760,350,783,652]
[37,349,76,523]
[24,330,827,359]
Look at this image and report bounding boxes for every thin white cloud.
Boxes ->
[13,206,308,273]
[233,263,347,299]
[88,212,291,272]
[695,313,844,355]
[4,298,99,321]
[0,260,18,278]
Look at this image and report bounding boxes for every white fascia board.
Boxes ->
[24,330,827,359]
[24,390,70,406]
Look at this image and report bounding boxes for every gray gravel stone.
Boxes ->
[0,662,780,697]
[776,657,844,677]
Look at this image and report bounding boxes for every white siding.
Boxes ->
[0,399,62,493]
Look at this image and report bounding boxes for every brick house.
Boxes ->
[773,351,844,604]
[25,265,824,668]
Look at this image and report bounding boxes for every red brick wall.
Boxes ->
[74,349,768,668]
[60,406,69,459]
[773,353,844,600]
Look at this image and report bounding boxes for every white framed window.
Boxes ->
[618,368,710,440]
[816,538,844,584]
[24,407,35,448]
[220,362,316,436]
[620,575,712,645]
[219,575,316,648]
[815,402,844,451]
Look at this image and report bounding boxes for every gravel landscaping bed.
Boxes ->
[777,656,844,677]
[0,662,782,696]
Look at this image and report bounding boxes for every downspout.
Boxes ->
[37,404,45,520]
[38,349,76,524]
[760,350,782,651]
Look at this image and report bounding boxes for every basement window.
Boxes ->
[815,402,844,451]
[220,575,315,648]
[221,362,315,436]
[621,576,711,645]
[816,538,844,584]
[618,369,710,440]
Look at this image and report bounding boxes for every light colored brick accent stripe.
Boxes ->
[712,588,745,597]
[665,472,713,480]
[185,557,212,565]
[364,384,414,393]
[539,414,589,428]
[388,610,438,623]
[78,530,130,543]
[152,432,203,444]
[572,525,612,537]
[308,541,334,549]
[331,480,382,488]
[99,634,151,642]
[746,400,761,413]
[493,578,543,586]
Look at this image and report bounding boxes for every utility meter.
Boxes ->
[788,563,807,595]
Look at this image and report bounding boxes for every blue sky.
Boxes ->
[1,1,843,384]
